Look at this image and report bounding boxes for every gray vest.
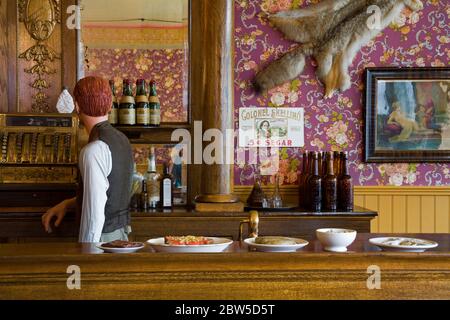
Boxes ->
[88,121,134,233]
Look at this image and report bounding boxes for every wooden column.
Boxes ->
[191,0,240,208]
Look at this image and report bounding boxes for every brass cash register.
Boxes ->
[0,113,78,184]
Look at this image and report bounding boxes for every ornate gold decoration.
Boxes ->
[18,0,61,113]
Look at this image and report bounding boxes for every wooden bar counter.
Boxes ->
[0,234,449,300]
[0,207,377,243]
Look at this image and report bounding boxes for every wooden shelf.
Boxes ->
[114,124,191,142]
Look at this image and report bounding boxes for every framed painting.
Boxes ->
[365,67,450,162]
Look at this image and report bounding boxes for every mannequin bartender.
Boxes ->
[42,77,134,243]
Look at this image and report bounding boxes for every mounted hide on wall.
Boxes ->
[254,0,423,98]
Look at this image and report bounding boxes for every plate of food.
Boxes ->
[97,240,145,254]
[369,237,438,253]
[244,236,309,252]
[147,236,233,253]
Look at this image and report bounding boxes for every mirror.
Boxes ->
[78,0,189,123]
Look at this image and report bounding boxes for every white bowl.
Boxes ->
[316,228,357,252]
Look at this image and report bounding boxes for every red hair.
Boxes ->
[74,77,112,117]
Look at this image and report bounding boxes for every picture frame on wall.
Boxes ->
[365,67,450,163]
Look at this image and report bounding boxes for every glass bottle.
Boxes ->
[160,162,173,208]
[333,151,341,177]
[108,80,118,125]
[135,79,150,126]
[145,147,160,209]
[149,80,161,127]
[247,173,267,208]
[323,152,337,211]
[272,174,283,208]
[298,151,309,210]
[307,152,322,212]
[140,180,149,212]
[338,152,354,211]
[119,79,136,126]
[304,151,314,210]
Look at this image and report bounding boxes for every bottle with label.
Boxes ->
[119,79,136,126]
[145,147,160,209]
[160,162,173,208]
[338,152,354,211]
[135,79,150,126]
[323,152,337,211]
[148,80,161,127]
[140,180,149,212]
[307,152,322,212]
[298,151,309,210]
[108,80,119,125]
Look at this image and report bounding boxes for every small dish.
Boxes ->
[369,237,438,252]
[316,228,357,252]
[97,243,145,254]
[147,237,233,253]
[244,237,309,252]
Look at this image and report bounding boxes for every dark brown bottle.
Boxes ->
[338,152,354,211]
[318,152,323,177]
[304,151,314,210]
[307,152,322,212]
[333,151,341,177]
[321,151,327,177]
[298,151,309,209]
[323,152,337,211]
[160,163,173,208]
[140,180,149,211]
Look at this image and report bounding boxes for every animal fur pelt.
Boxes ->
[255,0,423,98]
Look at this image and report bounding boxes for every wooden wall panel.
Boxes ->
[365,195,379,232]
[407,195,422,233]
[0,0,78,113]
[233,186,450,234]
[392,195,407,233]
[421,196,435,233]
[435,196,449,233]
[0,0,7,113]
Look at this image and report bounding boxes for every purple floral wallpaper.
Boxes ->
[85,48,188,123]
[234,0,450,186]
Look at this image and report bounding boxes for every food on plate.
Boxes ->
[382,238,434,247]
[164,236,214,246]
[102,240,144,248]
[255,236,298,245]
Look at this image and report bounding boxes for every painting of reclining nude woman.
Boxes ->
[365,68,450,162]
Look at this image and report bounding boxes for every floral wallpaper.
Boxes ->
[234,0,450,187]
[85,48,188,123]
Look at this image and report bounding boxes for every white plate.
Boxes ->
[244,237,309,252]
[369,237,438,253]
[147,237,233,253]
[97,243,145,254]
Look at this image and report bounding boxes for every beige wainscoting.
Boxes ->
[233,186,450,233]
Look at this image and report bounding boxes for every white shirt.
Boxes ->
[78,140,112,243]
